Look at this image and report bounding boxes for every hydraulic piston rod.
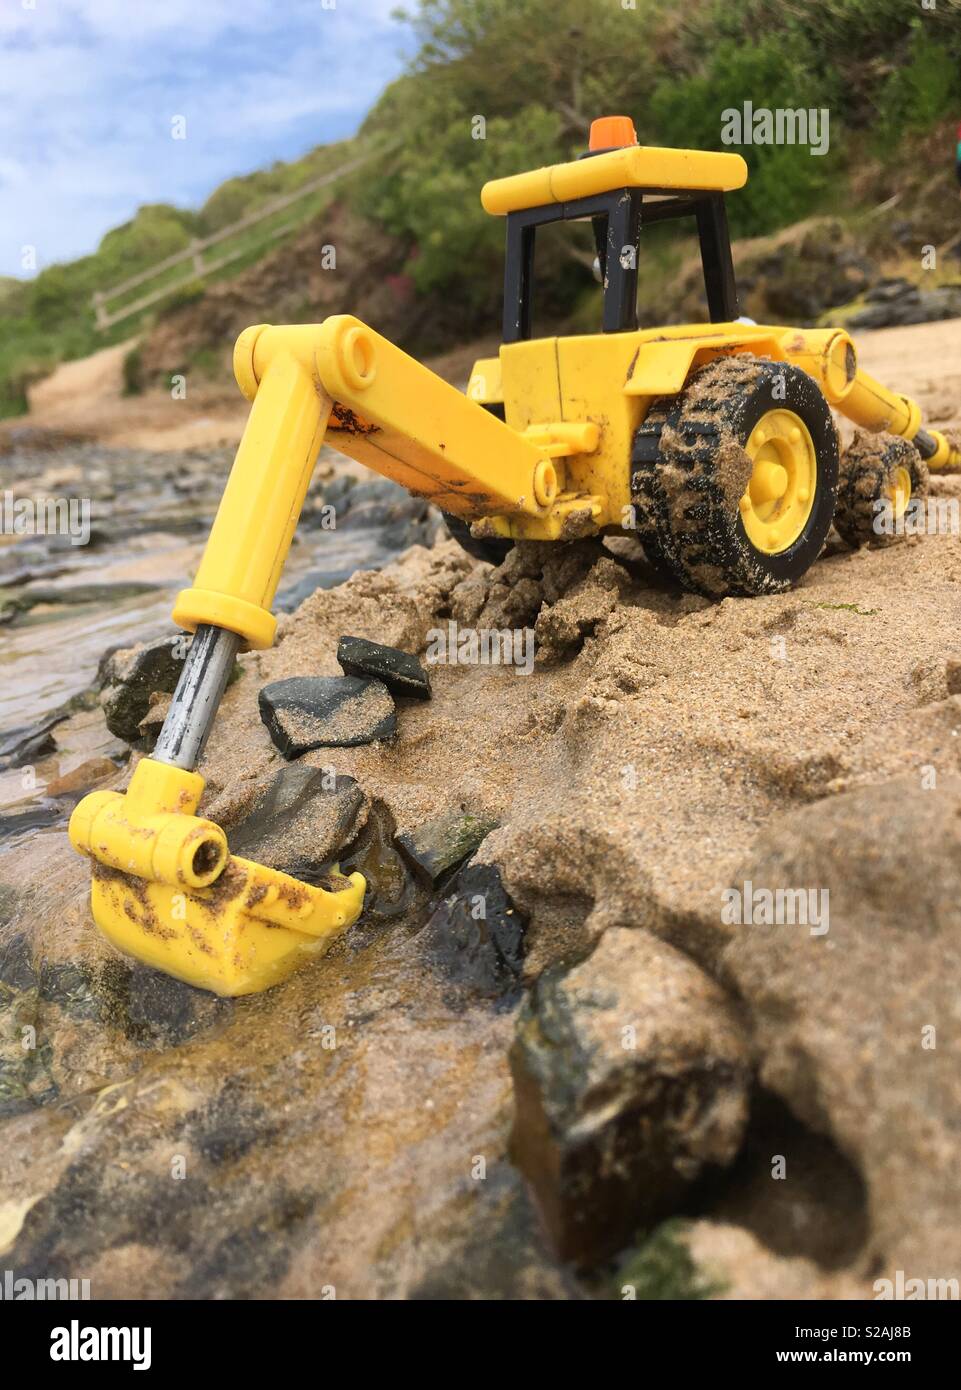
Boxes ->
[152,624,242,772]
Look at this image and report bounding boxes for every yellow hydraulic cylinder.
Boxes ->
[840,368,922,440]
[174,343,330,650]
[923,429,961,471]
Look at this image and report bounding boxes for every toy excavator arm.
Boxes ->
[172,316,561,653]
[836,365,959,470]
[782,327,960,469]
[68,314,567,994]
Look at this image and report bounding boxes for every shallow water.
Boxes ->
[2,446,404,725]
[0,439,436,823]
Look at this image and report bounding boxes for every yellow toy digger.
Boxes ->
[69,115,960,995]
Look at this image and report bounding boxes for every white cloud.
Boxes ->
[0,0,411,275]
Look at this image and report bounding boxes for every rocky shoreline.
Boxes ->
[2,407,961,1296]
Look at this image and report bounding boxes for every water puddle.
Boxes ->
[0,438,438,828]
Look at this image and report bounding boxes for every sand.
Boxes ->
[2,315,961,1297]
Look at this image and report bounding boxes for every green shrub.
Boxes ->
[650,36,838,237]
[875,26,961,148]
[122,345,144,396]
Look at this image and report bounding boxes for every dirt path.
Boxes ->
[22,341,247,451]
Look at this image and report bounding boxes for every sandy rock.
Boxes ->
[721,776,961,1277]
[258,676,396,757]
[99,636,186,744]
[509,928,751,1267]
[534,555,631,663]
[451,540,601,634]
[396,808,499,886]
[45,757,118,797]
[337,635,431,700]
[224,764,366,881]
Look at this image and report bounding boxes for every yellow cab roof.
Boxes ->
[481,144,748,216]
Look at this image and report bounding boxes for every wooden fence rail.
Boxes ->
[91,142,386,331]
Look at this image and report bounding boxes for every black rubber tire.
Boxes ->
[442,511,514,566]
[631,357,840,597]
[443,401,515,566]
[834,430,928,549]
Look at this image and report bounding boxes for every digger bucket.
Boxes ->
[69,747,365,997]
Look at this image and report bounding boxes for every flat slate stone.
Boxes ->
[227,764,365,883]
[0,805,65,839]
[337,635,431,701]
[258,676,396,758]
[395,808,499,886]
[0,715,63,770]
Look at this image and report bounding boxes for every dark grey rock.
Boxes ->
[258,676,396,758]
[335,477,419,530]
[0,929,33,989]
[226,763,365,883]
[864,276,918,305]
[330,476,440,550]
[396,808,499,886]
[94,959,231,1047]
[95,641,127,687]
[319,474,356,511]
[337,635,431,701]
[0,715,63,770]
[843,278,961,330]
[0,805,64,839]
[379,504,441,552]
[337,799,423,927]
[510,928,750,1268]
[99,634,187,744]
[420,863,526,1001]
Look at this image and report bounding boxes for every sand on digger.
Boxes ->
[1,316,960,1298]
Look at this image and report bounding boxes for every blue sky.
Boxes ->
[0,0,413,278]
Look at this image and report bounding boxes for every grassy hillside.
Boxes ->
[0,139,360,416]
[2,0,960,414]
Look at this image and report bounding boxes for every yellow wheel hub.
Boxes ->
[885,465,912,518]
[739,408,817,555]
